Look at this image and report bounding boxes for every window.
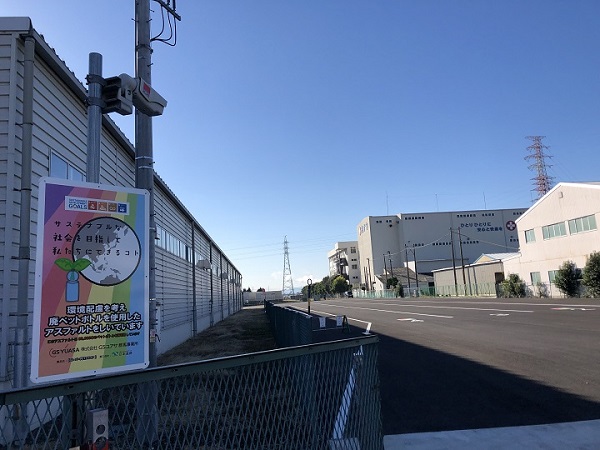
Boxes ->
[530,272,541,285]
[548,270,558,284]
[351,264,358,270]
[350,247,356,254]
[568,215,597,235]
[542,222,566,240]
[524,229,536,243]
[50,152,85,181]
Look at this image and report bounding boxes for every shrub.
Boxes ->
[583,252,600,298]
[553,260,581,297]
[500,273,526,298]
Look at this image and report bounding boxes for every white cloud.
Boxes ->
[295,274,314,286]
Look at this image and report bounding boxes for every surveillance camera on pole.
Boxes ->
[101,74,167,117]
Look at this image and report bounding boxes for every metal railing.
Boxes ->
[1,337,382,450]
[265,301,313,346]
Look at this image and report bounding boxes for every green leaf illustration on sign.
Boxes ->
[54,257,91,302]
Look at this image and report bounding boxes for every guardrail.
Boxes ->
[1,336,382,450]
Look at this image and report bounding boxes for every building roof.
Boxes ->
[473,253,520,264]
[517,182,600,223]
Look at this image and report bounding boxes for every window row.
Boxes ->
[524,214,597,243]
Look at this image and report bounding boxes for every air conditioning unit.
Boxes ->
[196,259,211,270]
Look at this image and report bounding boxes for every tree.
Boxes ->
[257,287,266,292]
[395,283,404,298]
[500,273,526,298]
[583,251,600,297]
[553,260,581,297]
[386,277,398,289]
[331,275,349,295]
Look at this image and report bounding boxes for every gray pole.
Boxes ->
[450,228,458,295]
[15,34,35,392]
[383,254,388,282]
[86,53,103,183]
[135,0,157,367]
[413,245,418,295]
[405,245,411,292]
[12,33,35,446]
[135,1,158,445]
[458,227,468,293]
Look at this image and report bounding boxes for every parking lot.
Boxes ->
[294,296,600,435]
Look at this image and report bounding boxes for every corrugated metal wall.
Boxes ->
[0,22,242,387]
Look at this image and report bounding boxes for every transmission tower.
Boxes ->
[282,236,295,296]
[525,136,554,200]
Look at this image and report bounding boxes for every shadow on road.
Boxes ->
[376,332,600,435]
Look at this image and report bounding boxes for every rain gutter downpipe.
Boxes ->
[15,32,35,390]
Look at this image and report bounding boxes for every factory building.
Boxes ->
[327,241,361,288]
[503,182,600,294]
[0,17,241,390]
[357,208,527,290]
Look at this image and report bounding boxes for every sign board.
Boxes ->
[31,178,149,383]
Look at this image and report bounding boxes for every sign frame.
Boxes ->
[31,177,149,383]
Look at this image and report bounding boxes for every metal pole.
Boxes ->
[450,228,458,296]
[405,245,411,293]
[388,251,394,282]
[191,223,197,336]
[458,227,468,294]
[135,0,156,367]
[413,245,419,295]
[13,34,35,445]
[135,1,158,445]
[15,34,35,392]
[86,53,102,183]
[383,254,388,284]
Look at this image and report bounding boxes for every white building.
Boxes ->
[327,241,360,287]
[357,208,527,290]
[0,17,242,390]
[503,182,600,293]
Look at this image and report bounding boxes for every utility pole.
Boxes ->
[412,245,418,294]
[405,245,411,293]
[135,0,158,367]
[134,1,180,445]
[450,228,458,296]
[457,227,468,294]
[383,254,388,282]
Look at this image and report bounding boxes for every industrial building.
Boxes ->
[357,208,527,290]
[327,241,361,288]
[503,182,600,294]
[0,17,242,390]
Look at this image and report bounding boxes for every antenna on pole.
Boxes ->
[282,236,295,297]
[525,136,554,200]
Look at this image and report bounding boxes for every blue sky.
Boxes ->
[5,1,600,291]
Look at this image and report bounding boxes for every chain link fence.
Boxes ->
[1,336,382,450]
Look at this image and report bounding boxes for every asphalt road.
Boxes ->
[294,296,600,435]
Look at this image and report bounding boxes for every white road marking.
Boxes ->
[490,313,510,316]
[316,304,453,319]
[381,303,533,313]
[398,318,423,323]
[552,307,596,311]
